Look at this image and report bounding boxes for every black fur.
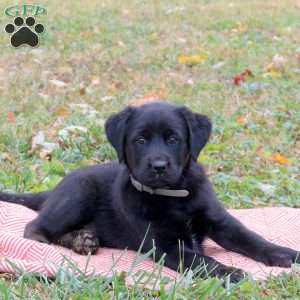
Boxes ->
[0,102,298,281]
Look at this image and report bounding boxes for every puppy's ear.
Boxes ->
[105,107,134,162]
[179,107,212,160]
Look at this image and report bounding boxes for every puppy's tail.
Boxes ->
[0,191,50,211]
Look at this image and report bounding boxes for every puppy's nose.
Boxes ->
[151,160,168,174]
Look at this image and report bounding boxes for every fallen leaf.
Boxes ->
[212,61,226,69]
[30,131,59,159]
[129,90,166,107]
[233,74,245,86]
[56,106,70,118]
[79,87,86,96]
[177,54,208,66]
[31,131,45,150]
[270,153,290,165]
[7,111,16,124]
[101,96,115,102]
[0,152,15,163]
[39,149,53,160]
[58,126,88,139]
[69,103,99,116]
[117,40,126,47]
[49,79,68,88]
[177,37,187,44]
[272,54,287,70]
[242,69,254,77]
[264,55,286,77]
[257,183,275,195]
[236,116,247,125]
[31,132,58,152]
[233,69,254,86]
[91,76,100,86]
[232,21,248,33]
[42,141,59,154]
[186,78,194,85]
[265,63,275,72]
[263,70,282,78]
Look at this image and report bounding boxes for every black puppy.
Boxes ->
[0,102,299,281]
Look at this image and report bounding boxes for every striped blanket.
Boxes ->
[0,202,299,280]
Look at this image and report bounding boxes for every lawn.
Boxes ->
[0,0,299,298]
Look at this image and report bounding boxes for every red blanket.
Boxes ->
[0,202,299,280]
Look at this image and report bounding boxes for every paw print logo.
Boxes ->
[5,16,44,47]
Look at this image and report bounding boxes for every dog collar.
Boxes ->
[130,176,189,197]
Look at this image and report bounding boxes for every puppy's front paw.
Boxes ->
[261,247,299,268]
[72,229,99,255]
[208,264,246,283]
[227,268,246,283]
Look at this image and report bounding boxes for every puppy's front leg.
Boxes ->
[196,181,299,268]
[207,210,299,267]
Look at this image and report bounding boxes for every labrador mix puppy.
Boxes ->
[0,102,299,282]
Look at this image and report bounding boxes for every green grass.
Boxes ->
[0,0,300,298]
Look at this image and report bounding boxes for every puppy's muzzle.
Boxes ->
[149,159,170,175]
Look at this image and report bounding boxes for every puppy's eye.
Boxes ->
[166,136,179,145]
[136,136,147,144]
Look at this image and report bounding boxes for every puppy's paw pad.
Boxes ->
[262,248,298,268]
[72,229,99,255]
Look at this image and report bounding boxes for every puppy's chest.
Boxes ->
[132,197,191,223]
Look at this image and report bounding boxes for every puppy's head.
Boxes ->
[105,102,211,188]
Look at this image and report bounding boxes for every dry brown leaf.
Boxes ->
[236,116,247,125]
[56,106,70,118]
[79,87,86,96]
[129,90,167,107]
[1,152,15,163]
[7,111,16,124]
[30,131,59,159]
[58,126,88,140]
[264,55,286,78]
[39,149,53,160]
[270,153,290,165]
